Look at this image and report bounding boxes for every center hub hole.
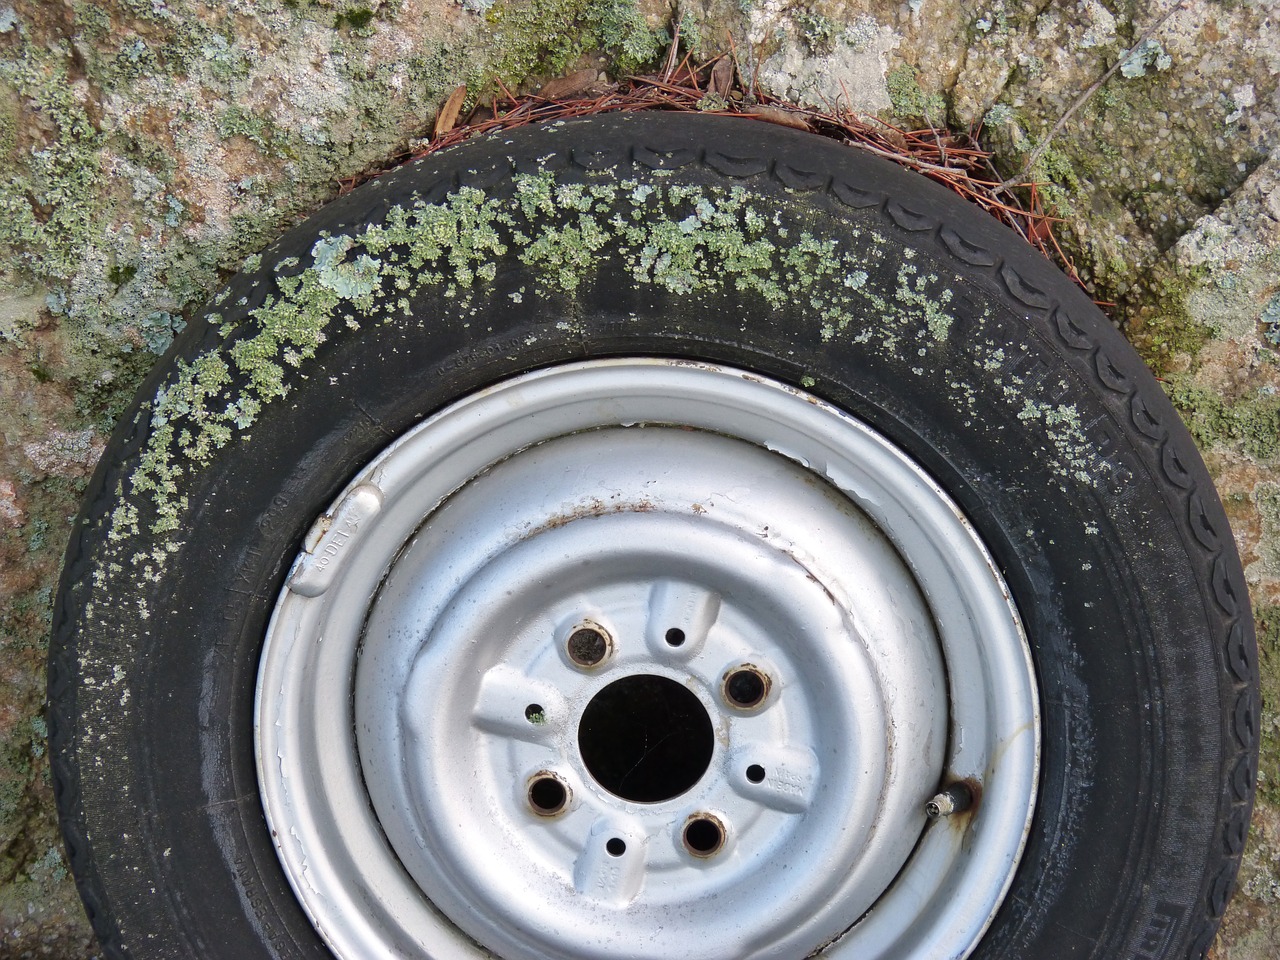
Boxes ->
[578,674,714,803]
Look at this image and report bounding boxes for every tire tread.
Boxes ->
[48,114,1257,960]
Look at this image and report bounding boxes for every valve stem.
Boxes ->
[926,783,974,820]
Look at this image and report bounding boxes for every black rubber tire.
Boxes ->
[49,112,1257,960]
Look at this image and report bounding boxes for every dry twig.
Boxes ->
[997,1,1186,191]
[344,55,1082,295]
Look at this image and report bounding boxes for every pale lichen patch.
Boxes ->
[103,165,1109,570]
[1015,398,1096,483]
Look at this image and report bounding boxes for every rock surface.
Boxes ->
[0,0,1277,955]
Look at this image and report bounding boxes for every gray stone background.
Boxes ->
[0,0,1277,956]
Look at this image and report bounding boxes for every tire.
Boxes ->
[49,112,1256,960]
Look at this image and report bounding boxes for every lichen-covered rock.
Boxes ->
[2,0,1280,954]
[0,482,20,528]
[754,8,1280,951]
[21,430,104,478]
[752,6,900,113]
[1165,145,1280,621]
[1177,147,1280,344]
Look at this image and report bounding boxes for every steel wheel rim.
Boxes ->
[255,358,1039,960]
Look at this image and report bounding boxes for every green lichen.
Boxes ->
[794,8,840,54]
[0,48,105,286]
[677,9,706,60]
[312,235,382,298]
[0,29,222,381]
[106,173,861,544]
[1256,483,1280,577]
[216,106,283,152]
[1014,399,1095,484]
[27,846,66,884]
[334,7,377,32]
[895,259,954,342]
[0,94,16,164]
[1262,294,1280,348]
[1167,382,1280,462]
[983,103,1016,129]
[1129,268,1215,376]
[108,167,1108,554]
[1257,602,1280,805]
[886,64,946,122]
[0,0,684,413]
[483,0,666,84]
[1029,144,1085,217]
[1119,38,1173,80]
[138,311,187,355]
[972,6,1013,35]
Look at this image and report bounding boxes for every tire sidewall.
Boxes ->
[51,113,1252,960]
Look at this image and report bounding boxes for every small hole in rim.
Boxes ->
[606,838,626,857]
[664,628,686,647]
[746,764,766,783]
[524,704,545,723]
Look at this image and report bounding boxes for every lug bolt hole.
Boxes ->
[524,703,546,724]
[567,624,611,667]
[527,774,569,816]
[606,837,626,857]
[746,764,766,783]
[664,627,686,647]
[723,665,770,709]
[683,815,725,857]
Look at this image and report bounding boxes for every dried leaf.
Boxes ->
[745,105,810,131]
[1027,214,1054,244]
[538,69,601,101]
[880,127,909,152]
[668,64,700,88]
[710,57,734,97]
[434,84,467,139]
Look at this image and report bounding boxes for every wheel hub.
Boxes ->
[358,425,944,957]
[256,359,1039,960]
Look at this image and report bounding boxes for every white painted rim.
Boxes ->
[255,358,1039,960]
